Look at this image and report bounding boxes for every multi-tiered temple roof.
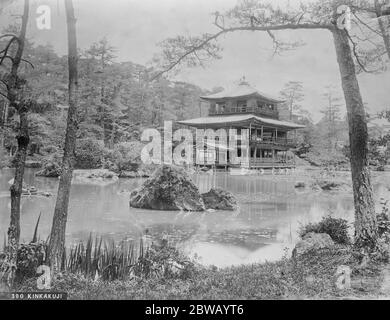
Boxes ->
[177,82,305,130]
[199,82,284,104]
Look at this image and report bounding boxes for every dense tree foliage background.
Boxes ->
[0,38,209,170]
[0,37,388,172]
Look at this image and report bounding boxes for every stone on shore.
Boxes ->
[292,232,334,258]
[201,188,238,210]
[129,165,205,211]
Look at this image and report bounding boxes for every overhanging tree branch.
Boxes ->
[152,22,334,81]
[345,29,376,73]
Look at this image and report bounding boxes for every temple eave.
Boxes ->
[177,114,305,130]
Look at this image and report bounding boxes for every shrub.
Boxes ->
[107,141,143,171]
[299,215,351,245]
[35,152,63,177]
[104,141,143,172]
[75,138,104,169]
[132,239,197,280]
[15,242,47,283]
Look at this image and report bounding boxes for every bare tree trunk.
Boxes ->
[0,0,31,287]
[48,0,78,271]
[0,101,7,157]
[375,0,390,60]
[9,109,29,241]
[332,27,378,250]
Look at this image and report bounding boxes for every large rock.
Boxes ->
[292,232,334,258]
[201,188,238,210]
[129,165,205,211]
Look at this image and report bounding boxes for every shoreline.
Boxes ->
[14,244,390,300]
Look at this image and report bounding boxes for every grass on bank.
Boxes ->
[7,204,390,300]
[14,243,388,300]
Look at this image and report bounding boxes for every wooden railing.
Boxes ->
[250,136,296,147]
[249,158,295,166]
[209,106,278,118]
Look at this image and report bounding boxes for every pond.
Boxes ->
[1,168,389,267]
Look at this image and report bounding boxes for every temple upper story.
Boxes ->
[200,81,284,119]
[177,81,304,132]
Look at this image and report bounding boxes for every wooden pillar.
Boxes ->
[254,146,257,167]
[261,126,264,140]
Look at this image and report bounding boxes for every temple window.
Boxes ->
[216,102,226,113]
[237,100,247,112]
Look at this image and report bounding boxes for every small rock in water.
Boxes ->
[35,161,62,178]
[86,169,118,179]
[201,188,238,211]
[294,181,306,188]
[119,171,138,178]
[314,179,350,191]
[119,170,150,178]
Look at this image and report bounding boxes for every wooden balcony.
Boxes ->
[209,106,279,119]
[250,136,297,148]
[210,158,296,169]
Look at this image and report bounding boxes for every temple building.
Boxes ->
[177,81,305,169]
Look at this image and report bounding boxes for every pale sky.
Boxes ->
[1,0,390,122]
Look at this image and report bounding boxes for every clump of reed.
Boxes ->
[63,236,196,281]
[2,213,197,283]
[64,235,144,281]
